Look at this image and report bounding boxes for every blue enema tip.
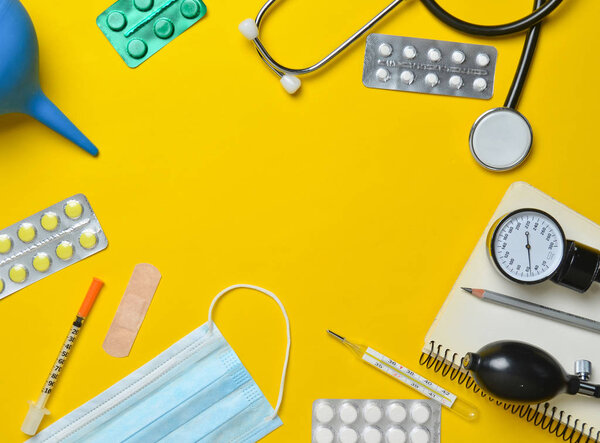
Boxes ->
[0,0,98,156]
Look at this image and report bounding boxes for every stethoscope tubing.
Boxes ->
[253,0,405,77]
[250,0,562,80]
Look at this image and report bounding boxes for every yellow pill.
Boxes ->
[79,230,98,249]
[41,212,59,231]
[64,200,83,219]
[0,234,12,254]
[56,241,74,260]
[18,223,36,243]
[0,279,3,293]
[9,264,27,283]
[33,253,51,272]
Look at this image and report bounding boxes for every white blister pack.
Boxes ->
[363,34,497,100]
[312,399,441,443]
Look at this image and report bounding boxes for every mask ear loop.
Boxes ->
[207,284,291,420]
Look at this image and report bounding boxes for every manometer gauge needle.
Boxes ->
[525,231,532,274]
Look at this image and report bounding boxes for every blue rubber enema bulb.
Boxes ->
[0,0,98,156]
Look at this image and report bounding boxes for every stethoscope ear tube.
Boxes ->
[504,0,544,110]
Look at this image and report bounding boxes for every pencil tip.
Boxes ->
[461,287,473,294]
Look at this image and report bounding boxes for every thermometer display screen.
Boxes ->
[491,209,565,283]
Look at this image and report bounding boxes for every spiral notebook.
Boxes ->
[421,181,600,440]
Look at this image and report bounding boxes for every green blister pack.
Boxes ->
[97,0,207,68]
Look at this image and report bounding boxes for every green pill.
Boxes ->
[154,18,174,39]
[134,0,153,11]
[107,11,127,31]
[180,0,201,18]
[97,0,207,67]
[127,39,148,59]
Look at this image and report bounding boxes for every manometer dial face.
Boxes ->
[490,209,566,284]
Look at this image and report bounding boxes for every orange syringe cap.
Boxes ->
[77,278,104,318]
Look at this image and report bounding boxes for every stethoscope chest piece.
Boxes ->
[469,107,532,171]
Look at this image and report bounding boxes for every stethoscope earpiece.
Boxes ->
[469,107,532,171]
[239,18,302,94]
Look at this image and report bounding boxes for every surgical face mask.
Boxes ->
[29,284,291,443]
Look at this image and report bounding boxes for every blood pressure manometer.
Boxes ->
[487,208,600,293]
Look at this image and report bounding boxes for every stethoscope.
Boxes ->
[239,0,564,171]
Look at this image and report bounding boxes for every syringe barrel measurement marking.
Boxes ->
[363,347,457,408]
[42,323,81,395]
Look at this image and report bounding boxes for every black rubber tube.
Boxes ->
[504,0,543,109]
[420,0,562,37]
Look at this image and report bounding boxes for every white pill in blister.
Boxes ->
[316,403,335,423]
[379,43,393,57]
[363,426,383,443]
[376,68,390,82]
[476,52,490,67]
[473,77,487,92]
[409,427,430,443]
[339,427,359,443]
[364,403,383,424]
[451,50,465,64]
[424,73,439,87]
[448,75,463,89]
[386,427,407,443]
[387,403,407,423]
[427,48,441,62]
[400,70,415,85]
[410,403,431,424]
[402,45,417,59]
[315,426,335,443]
[339,403,358,424]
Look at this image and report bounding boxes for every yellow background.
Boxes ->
[0,0,598,441]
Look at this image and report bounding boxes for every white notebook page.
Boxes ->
[423,181,600,429]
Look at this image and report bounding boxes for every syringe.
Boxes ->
[328,330,479,421]
[22,278,104,436]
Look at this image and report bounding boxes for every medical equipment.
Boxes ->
[327,330,478,421]
[28,284,290,443]
[97,0,208,68]
[463,288,600,334]
[363,34,497,100]
[239,0,561,93]
[312,399,441,443]
[488,208,600,293]
[469,0,543,171]
[22,278,104,436]
[0,0,98,155]
[239,0,563,169]
[0,195,108,300]
[103,263,161,357]
[464,340,600,403]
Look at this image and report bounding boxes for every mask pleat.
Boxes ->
[197,390,282,443]
[29,322,283,443]
[63,332,227,443]
[123,354,249,443]
[158,379,260,442]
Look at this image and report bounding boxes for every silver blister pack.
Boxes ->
[312,399,441,443]
[0,194,108,300]
[363,34,497,100]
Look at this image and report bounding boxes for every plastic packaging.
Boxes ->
[97,0,208,68]
[312,399,441,443]
[0,195,108,299]
[363,34,497,100]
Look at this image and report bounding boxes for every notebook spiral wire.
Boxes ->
[419,341,600,443]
